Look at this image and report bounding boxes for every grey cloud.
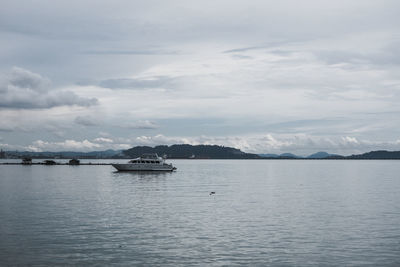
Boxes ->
[263,119,344,134]
[83,49,178,55]
[74,116,99,126]
[0,126,13,132]
[231,54,253,60]
[2,1,399,85]
[222,41,293,54]
[268,49,296,56]
[0,67,97,109]
[313,39,400,66]
[99,76,174,89]
[7,67,50,92]
[0,120,30,132]
[313,50,365,65]
[223,46,264,54]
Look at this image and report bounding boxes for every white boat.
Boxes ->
[112,153,176,171]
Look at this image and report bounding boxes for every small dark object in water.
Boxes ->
[69,159,80,165]
[22,158,32,165]
[44,160,56,165]
[210,191,215,195]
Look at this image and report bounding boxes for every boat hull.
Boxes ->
[112,163,176,172]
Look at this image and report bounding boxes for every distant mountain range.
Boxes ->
[259,150,400,159]
[259,151,342,159]
[2,145,400,159]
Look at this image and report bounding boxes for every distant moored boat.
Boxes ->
[22,158,32,165]
[69,159,80,165]
[112,153,176,171]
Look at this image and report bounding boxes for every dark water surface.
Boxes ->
[1,160,400,266]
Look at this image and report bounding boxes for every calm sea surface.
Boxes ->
[1,160,400,266]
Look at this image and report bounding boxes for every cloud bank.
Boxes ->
[0,67,97,109]
[8,133,400,156]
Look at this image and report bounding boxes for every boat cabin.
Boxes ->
[129,153,163,164]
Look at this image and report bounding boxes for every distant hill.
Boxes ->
[259,153,300,159]
[346,150,400,159]
[123,144,261,159]
[307,151,331,159]
[280,153,300,158]
[307,151,343,159]
[258,153,279,158]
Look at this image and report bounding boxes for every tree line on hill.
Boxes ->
[123,144,260,159]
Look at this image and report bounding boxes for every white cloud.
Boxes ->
[31,139,101,152]
[342,136,359,145]
[120,120,159,129]
[21,138,131,152]
[93,137,113,143]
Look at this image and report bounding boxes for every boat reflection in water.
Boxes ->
[112,153,176,172]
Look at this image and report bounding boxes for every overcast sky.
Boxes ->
[1,0,400,155]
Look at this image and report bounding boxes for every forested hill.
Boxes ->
[346,150,400,159]
[123,144,261,159]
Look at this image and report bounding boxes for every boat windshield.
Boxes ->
[141,153,159,159]
[129,158,162,164]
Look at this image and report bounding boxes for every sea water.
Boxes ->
[1,160,400,266]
